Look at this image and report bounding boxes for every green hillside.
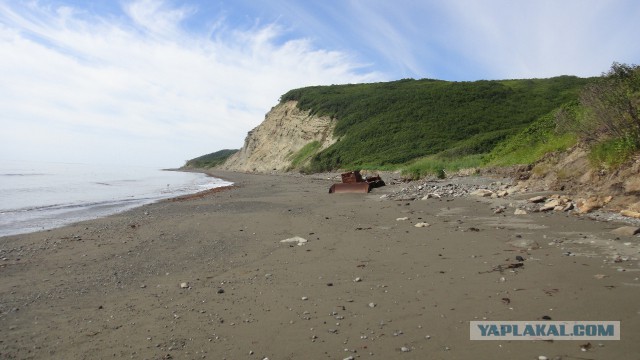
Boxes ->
[183,149,238,168]
[280,76,591,173]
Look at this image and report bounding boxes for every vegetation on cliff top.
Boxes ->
[280,76,591,173]
[183,149,238,168]
[488,62,640,171]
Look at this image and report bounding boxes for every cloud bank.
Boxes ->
[256,0,640,80]
[0,0,381,166]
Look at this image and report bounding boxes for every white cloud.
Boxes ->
[272,0,640,80]
[0,0,381,167]
[435,0,640,79]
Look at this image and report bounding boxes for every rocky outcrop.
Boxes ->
[221,101,336,172]
[515,145,640,216]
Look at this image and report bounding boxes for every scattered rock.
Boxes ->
[179,282,189,289]
[396,217,410,221]
[507,238,540,250]
[611,226,640,237]
[421,193,441,200]
[576,197,602,214]
[368,302,376,308]
[471,189,494,197]
[540,199,561,211]
[620,209,640,219]
[217,288,225,294]
[280,236,308,246]
[514,209,527,215]
[414,222,430,228]
[400,346,411,352]
[301,296,309,301]
[353,277,362,282]
[593,274,608,279]
[528,195,547,203]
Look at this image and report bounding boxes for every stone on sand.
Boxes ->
[611,226,640,237]
[620,209,640,219]
[470,189,493,197]
[508,238,540,250]
[528,195,546,203]
[280,236,308,246]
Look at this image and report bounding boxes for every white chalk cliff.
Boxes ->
[221,101,336,172]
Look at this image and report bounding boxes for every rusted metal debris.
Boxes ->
[341,171,363,184]
[329,182,371,193]
[329,171,386,194]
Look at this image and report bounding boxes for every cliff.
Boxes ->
[220,101,336,172]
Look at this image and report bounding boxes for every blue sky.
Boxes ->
[1,0,639,167]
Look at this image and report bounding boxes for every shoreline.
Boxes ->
[0,169,232,238]
[1,171,638,359]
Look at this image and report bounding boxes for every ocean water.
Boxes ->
[0,161,231,237]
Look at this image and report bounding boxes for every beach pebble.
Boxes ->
[280,236,308,246]
[354,277,362,282]
[301,296,309,301]
[421,193,441,200]
[471,189,493,197]
[400,346,411,352]
[611,226,640,237]
[414,222,430,228]
[396,217,409,221]
[179,282,189,289]
[368,302,376,308]
[507,238,540,250]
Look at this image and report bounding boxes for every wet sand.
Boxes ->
[1,171,639,359]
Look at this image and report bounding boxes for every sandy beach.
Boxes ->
[1,171,639,359]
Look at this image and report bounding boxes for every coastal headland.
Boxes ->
[1,171,639,359]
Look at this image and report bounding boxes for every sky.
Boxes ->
[1,0,639,168]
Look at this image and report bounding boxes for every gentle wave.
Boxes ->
[0,161,231,237]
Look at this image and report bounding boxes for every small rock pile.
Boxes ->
[383,180,514,201]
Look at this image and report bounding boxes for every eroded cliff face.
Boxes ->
[221,101,336,172]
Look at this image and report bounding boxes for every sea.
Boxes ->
[0,160,232,237]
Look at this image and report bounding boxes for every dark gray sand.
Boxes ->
[1,171,639,359]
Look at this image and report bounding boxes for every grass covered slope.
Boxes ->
[183,149,238,168]
[485,105,579,167]
[280,76,591,172]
